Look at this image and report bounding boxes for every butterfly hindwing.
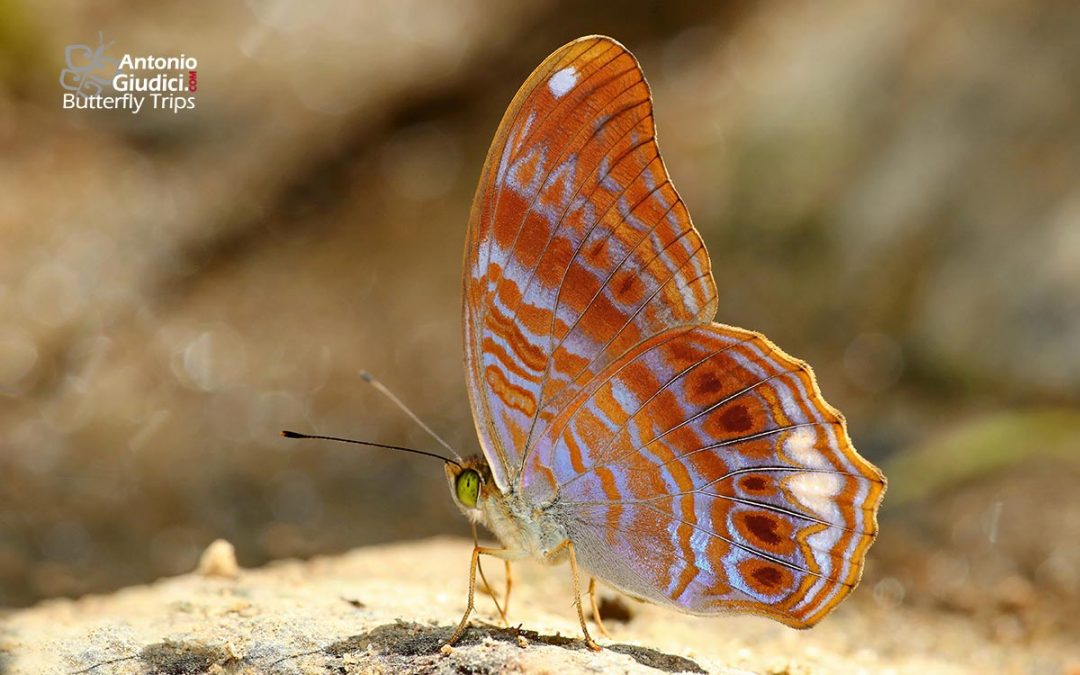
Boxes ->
[534,324,885,626]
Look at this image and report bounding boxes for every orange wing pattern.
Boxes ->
[527,324,884,626]
[463,35,884,627]
[463,36,717,489]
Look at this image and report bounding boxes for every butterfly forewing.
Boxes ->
[464,36,717,489]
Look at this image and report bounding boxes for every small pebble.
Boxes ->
[197,539,239,578]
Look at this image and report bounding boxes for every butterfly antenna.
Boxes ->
[359,370,463,462]
[280,430,462,468]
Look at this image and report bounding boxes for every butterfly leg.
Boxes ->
[476,557,509,626]
[550,539,601,651]
[503,559,513,622]
[471,522,509,626]
[447,544,507,647]
[588,577,612,639]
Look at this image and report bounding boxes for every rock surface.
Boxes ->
[4,536,1077,674]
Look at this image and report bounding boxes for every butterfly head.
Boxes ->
[444,455,493,523]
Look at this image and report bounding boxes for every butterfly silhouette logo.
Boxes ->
[60,32,120,98]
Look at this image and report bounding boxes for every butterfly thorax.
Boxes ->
[445,456,569,564]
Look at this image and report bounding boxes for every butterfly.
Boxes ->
[432,34,888,649]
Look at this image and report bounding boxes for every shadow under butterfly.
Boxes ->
[323,622,706,673]
[285,34,886,651]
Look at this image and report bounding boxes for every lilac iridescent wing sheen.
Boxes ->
[526,325,885,626]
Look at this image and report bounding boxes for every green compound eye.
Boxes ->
[455,469,481,508]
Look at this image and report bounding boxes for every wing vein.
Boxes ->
[488,61,643,322]
[479,38,612,296]
[553,334,760,491]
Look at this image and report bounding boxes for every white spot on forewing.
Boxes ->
[786,471,842,521]
[784,427,827,469]
[549,67,578,98]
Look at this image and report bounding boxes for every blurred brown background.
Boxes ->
[1,0,1078,656]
